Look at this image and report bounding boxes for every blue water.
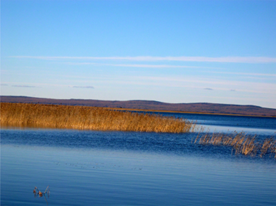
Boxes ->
[1,114,276,206]
[146,112,276,134]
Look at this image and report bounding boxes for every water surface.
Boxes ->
[1,114,276,205]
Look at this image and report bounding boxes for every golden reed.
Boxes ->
[0,103,194,133]
[194,131,276,158]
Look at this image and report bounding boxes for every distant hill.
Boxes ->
[1,95,276,117]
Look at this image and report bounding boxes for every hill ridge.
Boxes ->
[1,95,275,117]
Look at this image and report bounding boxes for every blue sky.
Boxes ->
[1,0,276,108]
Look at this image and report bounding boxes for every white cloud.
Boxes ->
[64,74,276,95]
[12,85,37,88]
[10,56,276,63]
[73,86,94,89]
[65,62,218,69]
[207,71,276,77]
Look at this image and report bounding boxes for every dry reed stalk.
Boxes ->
[266,139,276,158]
[193,126,205,143]
[195,131,276,158]
[230,132,245,146]
[260,138,273,157]
[0,103,194,133]
[199,133,211,145]
[240,137,257,156]
[222,135,232,146]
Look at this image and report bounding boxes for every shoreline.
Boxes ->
[111,107,276,118]
[1,101,275,118]
[1,96,275,118]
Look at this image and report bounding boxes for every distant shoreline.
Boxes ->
[1,96,276,118]
[111,107,276,118]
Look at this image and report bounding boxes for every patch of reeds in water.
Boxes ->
[194,131,276,158]
[0,103,195,133]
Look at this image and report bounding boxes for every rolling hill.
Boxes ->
[1,96,275,117]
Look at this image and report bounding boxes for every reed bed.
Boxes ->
[194,131,276,158]
[0,103,194,133]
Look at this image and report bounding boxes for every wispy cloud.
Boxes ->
[65,62,218,69]
[12,85,37,88]
[5,81,93,88]
[10,56,276,63]
[50,74,275,95]
[0,83,8,86]
[105,75,276,94]
[204,88,213,90]
[206,71,276,77]
[73,86,94,89]
[66,62,276,80]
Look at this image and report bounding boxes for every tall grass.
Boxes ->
[0,103,194,133]
[194,131,276,158]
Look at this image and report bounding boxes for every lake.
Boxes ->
[1,113,276,205]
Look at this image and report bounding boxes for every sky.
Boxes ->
[1,0,276,108]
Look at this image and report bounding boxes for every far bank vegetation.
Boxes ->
[0,103,194,133]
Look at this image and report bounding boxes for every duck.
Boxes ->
[33,187,37,194]
[38,191,43,197]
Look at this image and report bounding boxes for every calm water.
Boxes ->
[1,114,276,205]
